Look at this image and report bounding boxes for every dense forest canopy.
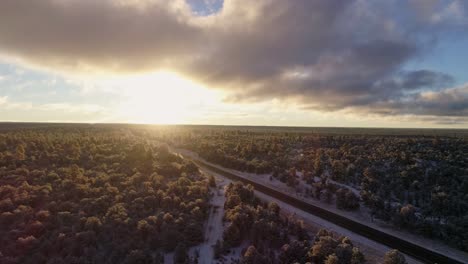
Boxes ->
[165,126,468,252]
[0,126,210,263]
[220,182,367,264]
[0,123,463,263]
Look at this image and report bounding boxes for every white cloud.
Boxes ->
[431,0,467,25]
[0,96,7,104]
[0,96,32,110]
[39,103,106,114]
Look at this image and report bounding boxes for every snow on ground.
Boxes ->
[190,174,228,264]
[327,178,361,196]
[197,163,406,263]
[171,147,468,264]
[164,252,174,264]
[216,241,250,264]
[164,168,243,264]
[254,191,421,264]
[197,170,247,263]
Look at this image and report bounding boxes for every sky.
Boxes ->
[0,0,467,128]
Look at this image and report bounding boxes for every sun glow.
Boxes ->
[111,71,221,124]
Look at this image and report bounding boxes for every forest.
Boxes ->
[0,126,210,263]
[167,126,468,252]
[218,182,371,264]
[0,124,457,263]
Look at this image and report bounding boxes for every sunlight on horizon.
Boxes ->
[113,71,222,124]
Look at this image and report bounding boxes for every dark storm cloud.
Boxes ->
[0,0,466,119]
[399,70,454,90]
[0,0,202,70]
[371,84,468,118]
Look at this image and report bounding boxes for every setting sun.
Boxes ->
[113,71,221,124]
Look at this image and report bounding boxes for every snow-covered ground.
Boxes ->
[190,175,228,264]
[164,171,241,264]
[163,252,174,264]
[254,191,421,264]
[171,147,468,264]
[196,161,408,263]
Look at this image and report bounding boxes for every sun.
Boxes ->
[112,71,219,124]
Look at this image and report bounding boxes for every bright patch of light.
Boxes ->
[108,71,221,124]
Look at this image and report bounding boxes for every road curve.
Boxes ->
[179,153,465,264]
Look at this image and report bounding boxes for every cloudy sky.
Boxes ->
[0,0,467,127]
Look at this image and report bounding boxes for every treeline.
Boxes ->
[174,131,293,174]
[169,128,468,252]
[0,127,211,264]
[217,182,373,264]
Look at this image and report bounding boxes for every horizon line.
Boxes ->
[1,121,467,131]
